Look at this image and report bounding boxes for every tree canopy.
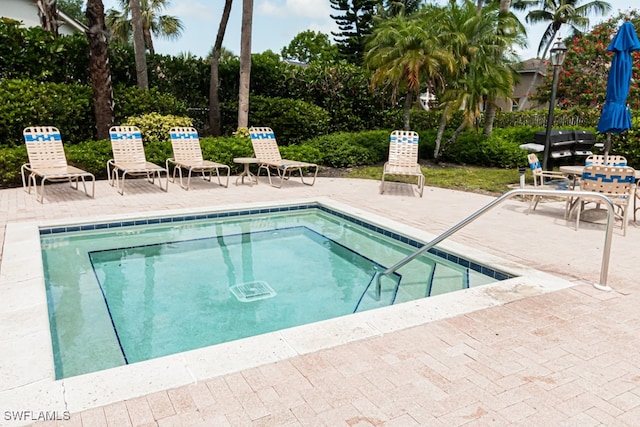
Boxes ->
[537,10,640,111]
[281,30,339,64]
[330,0,380,63]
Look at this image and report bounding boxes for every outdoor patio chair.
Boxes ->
[167,127,230,190]
[567,165,636,236]
[21,126,95,203]
[248,127,318,188]
[526,153,572,214]
[380,130,425,197]
[108,126,168,195]
[585,154,627,166]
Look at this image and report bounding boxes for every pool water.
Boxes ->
[41,204,510,379]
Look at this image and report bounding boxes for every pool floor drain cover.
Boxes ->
[230,281,276,302]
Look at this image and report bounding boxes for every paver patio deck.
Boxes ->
[1,175,639,426]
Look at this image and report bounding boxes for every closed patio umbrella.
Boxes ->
[597,21,640,160]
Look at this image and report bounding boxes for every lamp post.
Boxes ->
[542,38,568,171]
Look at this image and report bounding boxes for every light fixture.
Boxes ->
[542,37,568,171]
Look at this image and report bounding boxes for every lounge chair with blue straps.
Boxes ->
[21,126,95,203]
[567,165,636,236]
[248,127,318,188]
[585,154,627,166]
[167,127,230,190]
[380,130,425,197]
[108,126,168,195]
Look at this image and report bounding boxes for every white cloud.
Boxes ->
[258,0,332,19]
[166,1,217,22]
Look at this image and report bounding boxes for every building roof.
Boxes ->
[517,58,548,76]
[0,0,87,35]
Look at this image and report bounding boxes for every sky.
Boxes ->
[100,0,635,61]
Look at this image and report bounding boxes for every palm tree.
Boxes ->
[86,0,114,139]
[482,0,523,135]
[130,0,148,89]
[365,10,455,130]
[105,0,183,54]
[238,0,253,129]
[513,0,610,110]
[209,0,234,136]
[432,0,524,160]
[36,0,59,35]
[383,0,424,16]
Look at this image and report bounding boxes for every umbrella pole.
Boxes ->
[603,133,611,165]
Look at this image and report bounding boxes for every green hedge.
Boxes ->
[0,79,93,146]
[222,96,332,144]
[0,79,188,147]
[305,130,390,167]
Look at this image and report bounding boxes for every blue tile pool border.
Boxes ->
[39,203,513,282]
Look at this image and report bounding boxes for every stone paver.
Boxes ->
[0,176,638,426]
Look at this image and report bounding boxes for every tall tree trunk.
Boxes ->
[517,32,556,111]
[433,104,452,162]
[130,0,148,89]
[37,0,58,35]
[209,0,234,136]
[403,91,413,131]
[144,29,155,55]
[441,122,466,154]
[482,97,497,136]
[238,0,253,129]
[483,0,511,136]
[86,0,114,140]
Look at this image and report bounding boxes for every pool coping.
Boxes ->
[0,197,576,420]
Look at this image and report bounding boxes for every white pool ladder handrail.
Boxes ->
[376,188,617,297]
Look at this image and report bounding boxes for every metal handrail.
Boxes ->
[376,188,617,296]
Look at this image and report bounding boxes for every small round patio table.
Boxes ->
[233,157,259,186]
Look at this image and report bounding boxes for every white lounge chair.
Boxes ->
[248,127,318,188]
[21,126,95,203]
[380,130,425,197]
[167,127,230,190]
[108,126,168,195]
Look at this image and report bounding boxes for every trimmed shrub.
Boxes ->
[279,144,324,165]
[200,136,254,174]
[65,140,113,180]
[114,85,188,123]
[305,130,390,167]
[247,96,331,145]
[0,79,93,146]
[0,145,28,187]
[121,113,193,143]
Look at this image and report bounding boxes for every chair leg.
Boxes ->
[299,166,317,186]
[185,168,193,190]
[574,201,583,231]
[526,195,538,214]
[37,177,47,203]
[222,166,230,188]
[417,175,424,197]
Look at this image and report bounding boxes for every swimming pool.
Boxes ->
[40,203,511,379]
